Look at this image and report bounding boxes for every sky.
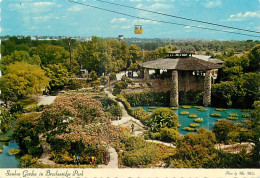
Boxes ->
[0,0,260,40]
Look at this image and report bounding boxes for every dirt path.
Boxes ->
[37,95,57,105]
[146,140,176,148]
[99,147,118,168]
[38,136,57,165]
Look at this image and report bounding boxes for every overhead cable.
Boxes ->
[67,0,260,38]
[95,0,260,34]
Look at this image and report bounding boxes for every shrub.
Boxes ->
[147,108,179,132]
[122,146,156,167]
[100,97,122,119]
[212,119,237,143]
[159,127,179,142]
[113,81,128,95]
[90,71,97,81]
[116,94,134,116]
[109,72,117,81]
[122,136,157,167]
[123,91,170,106]
[179,91,203,105]
[132,107,149,124]
[20,154,38,168]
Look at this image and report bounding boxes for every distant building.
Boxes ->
[118,35,124,41]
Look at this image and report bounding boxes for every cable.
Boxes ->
[67,0,260,38]
[95,0,260,34]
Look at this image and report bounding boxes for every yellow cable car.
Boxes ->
[134,25,143,34]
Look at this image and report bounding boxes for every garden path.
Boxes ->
[99,147,118,168]
[38,136,57,166]
[37,95,56,105]
[146,140,176,148]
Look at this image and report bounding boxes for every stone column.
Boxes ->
[170,70,179,106]
[203,70,212,106]
[144,68,149,80]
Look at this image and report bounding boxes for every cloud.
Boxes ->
[68,5,84,11]
[227,11,260,21]
[204,0,222,8]
[111,18,127,23]
[33,2,55,6]
[33,15,52,21]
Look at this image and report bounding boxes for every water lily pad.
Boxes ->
[190,123,200,128]
[211,113,221,117]
[8,149,20,155]
[183,127,196,131]
[180,111,189,115]
[194,118,203,123]
[189,114,197,118]
[216,108,226,111]
[199,108,207,111]
[0,137,11,142]
[182,105,191,109]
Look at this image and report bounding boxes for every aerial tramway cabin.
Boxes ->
[139,50,223,107]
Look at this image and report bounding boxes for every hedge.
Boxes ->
[122,91,170,106]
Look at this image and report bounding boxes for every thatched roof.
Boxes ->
[139,56,223,71]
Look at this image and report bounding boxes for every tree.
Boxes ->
[243,44,260,72]
[212,119,237,144]
[43,64,69,90]
[0,61,49,101]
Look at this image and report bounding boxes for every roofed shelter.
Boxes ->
[139,50,223,106]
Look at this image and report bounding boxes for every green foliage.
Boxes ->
[123,91,170,106]
[0,107,12,133]
[0,61,49,101]
[13,112,43,157]
[112,81,128,95]
[159,127,179,142]
[179,91,203,105]
[44,64,69,90]
[132,107,149,124]
[116,94,134,116]
[147,108,179,132]
[20,154,38,168]
[172,127,216,168]
[100,97,122,120]
[121,136,157,167]
[212,81,237,108]
[90,71,97,81]
[212,119,237,144]
[109,72,117,81]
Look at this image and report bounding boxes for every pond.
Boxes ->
[0,120,20,168]
[133,106,250,135]
[0,141,20,168]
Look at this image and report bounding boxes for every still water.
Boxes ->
[133,106,249,135]
[0,141,20,168]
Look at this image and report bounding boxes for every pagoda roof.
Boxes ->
[139,56,223,71]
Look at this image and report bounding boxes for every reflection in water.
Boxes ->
[0,141,20,168]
